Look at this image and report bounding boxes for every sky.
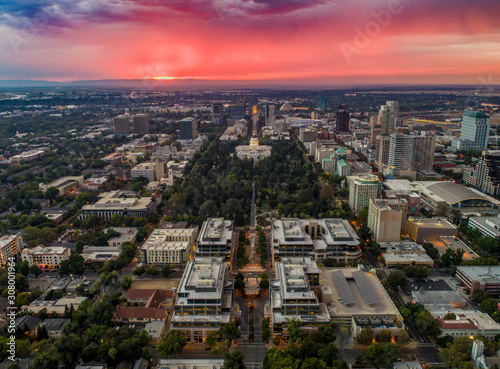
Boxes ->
[0,0,499,85]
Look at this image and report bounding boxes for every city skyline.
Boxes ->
[0,0,499,85]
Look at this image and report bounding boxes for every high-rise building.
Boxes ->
[388,134,416,177]
[375,134,391,171]
[113,115,130,135]
[212,103,224,125]
[265,103,275,127]
[133,114,149,135]
[335,104,350,134]
[414,132,436,171]
[348,174,381,212]
[179,117,197,140]
[368,198,407,242]
[0,234,22,264]
[228,98,247,120]
[317,97,328,110]
[452,110,490,151]
[468,150,500,196]
[377,101,399,135]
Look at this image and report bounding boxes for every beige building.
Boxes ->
[0,234,22,265]
[21,246,70,268]
[131,161,164,181]
[79,194,155,220]
[348,174,381,212]
[39,176,84,195]
[406,217,457,243]
[141,227,199,265]
[235,137,271,161]
[380,242,434,267]
[367,198,407,242]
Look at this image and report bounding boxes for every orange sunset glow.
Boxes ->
[0,0,499,85]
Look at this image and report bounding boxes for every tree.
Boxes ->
[206,331,220,348]
[473,290,490,303]
[396,330,411,346]
[52,334,83,369]
[286,318,305,344]
[444,312,457,320]
[234,279,245,289]
[386,271,408,289]
[45,187,59,201]
[121,275,133,290]
[318,343,338,366]
[220,322,240,348]
[480,298,498,315]
[415,310,442,337]
[30,264,42,277]
[262,317,271,342]
[355,327,373,345]
[162,264,173,277]
[145,266,160,276]
[133,265,146,276]
[439,336,473,369]
[259,279,269,289]
[19,260,30,276]
[365,342,401,365]
[222,349,245,369]
[375,329,392,343]
[158,331,187,358]
[403,263,431,279]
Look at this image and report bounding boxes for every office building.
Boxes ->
[271,218,361,263]
[228,98,247,120]
[141,227,198,265]
[320,266,404,337]
[131,161,164,181]
[113,115,131,134]
[317,97,328,111]
[0,234,22,265]
[377,101,399,135]
[271,258,330,339]
[265,102,275,126]
[406,217,457,243]
[335,104,350,134]
[21,246,70,268]
[133,114,149,135]
[452,110,490,151]
[414,132,436,171]
[348,174,381,212]
[10,149,45,165]
[388,134,416,177]
[235,137,271,161]
[367,198,407,242]
[468,216,500,238]
[375,134,391,171]
[179,117,197,140]
[299,128,318,143]
[171,257,232,342]
[380,242,433,267]
[79,192,155,220]
[456,266,500,297]
[40,176,84,196]
[436,312,500,340]
[467,150,500,196]
[197,218,234,258]
[212,103,224,125]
